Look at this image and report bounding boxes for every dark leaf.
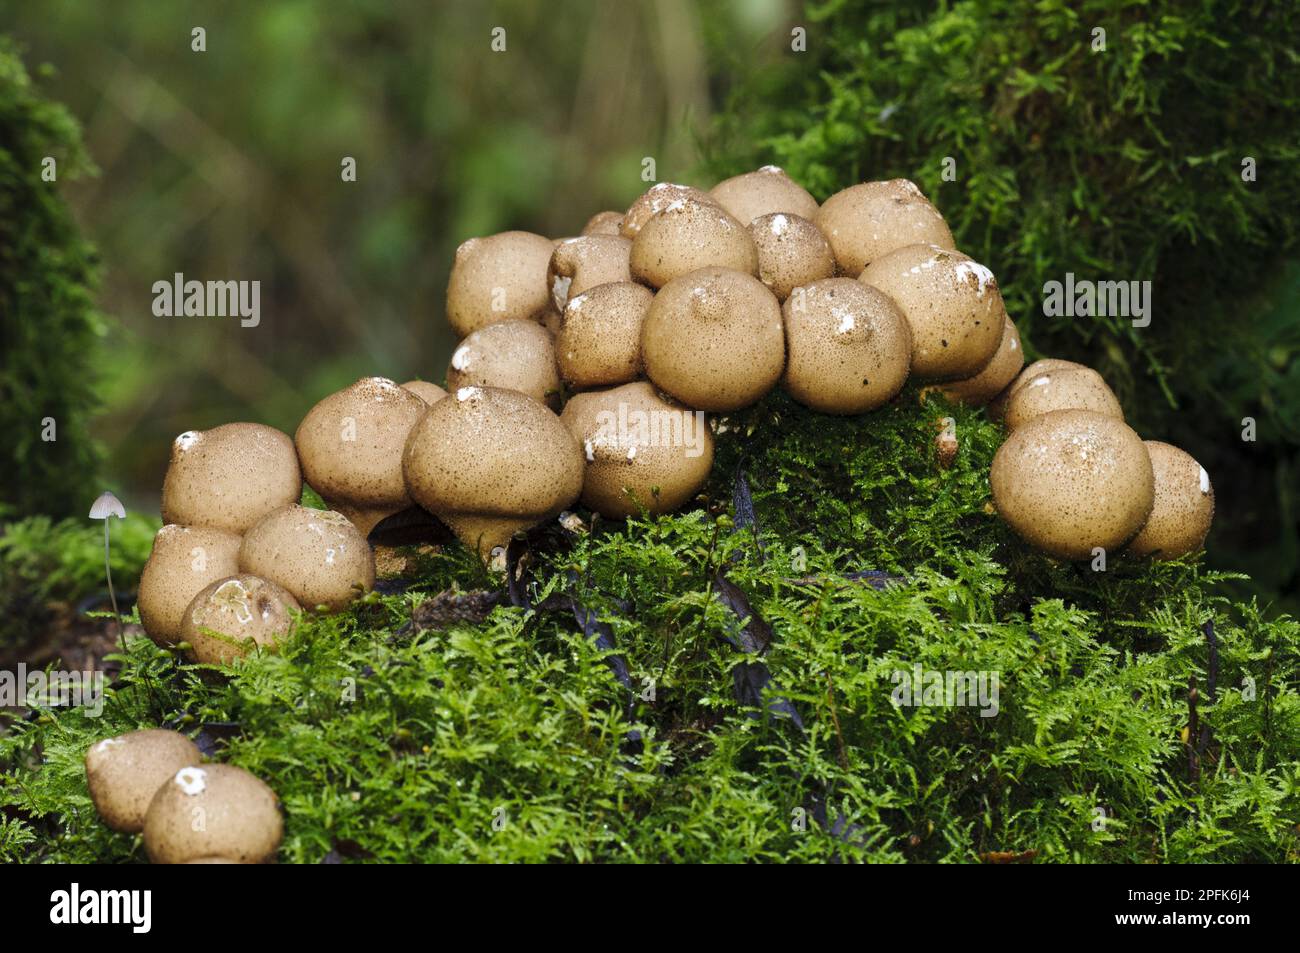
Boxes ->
[366,506,454,548]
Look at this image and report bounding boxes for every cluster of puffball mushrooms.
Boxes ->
[86,166,1215,860]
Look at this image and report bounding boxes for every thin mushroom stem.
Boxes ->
[103,517,124,651]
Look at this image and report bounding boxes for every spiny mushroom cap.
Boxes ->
[557,281,654,389]
[991,409,1155,561]
[238,505,375,611]
[582,210,624,236]
[781,278,912,415]
[815,179,955,274]
[446,318,561,407]
[85,729,202,834]
[161,423,302,534]
[294,376,430,535]
[641,267,786,412]
[629,197,758,289]
[401,379,448,405]
[709,165,820,225]
[179,573,301,665]
[548,234,632,312]
[445,230,554,337]
[1003,364,1123,431]
[859,244,1005,380]
[1128,441,1215,559]
[560,382,714,518]
[991,358,1087,419]
[939,315,1025,406]
[143,763,282,864]
[402,386,584,554]
[748,212,837,301]
[137,524,243,647]
[620,182,719,237]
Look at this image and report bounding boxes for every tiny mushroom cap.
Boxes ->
[1002,364,1123,431]
[582,210,624,236]
[859,244,1005,380]
[89,491,126,520]
[137,524,243,646]
[547,234,632,312]
[1128,441,1215,559]
[179,573,301,665]
[620,182,719,238]
[143,763,282,864]
[445,319,562,407]
[85,729,202,834]
[560,382,715,518]
[990,358,1086,419]
[238,505,375,611]
[401,379,448,405]
[295,376,431,534]
[445,230,555,338]
[557,281,654,390]
[748,212,836,301]
[781,278,912,414]
[939,315,1025,406]
[991,409,1155,561]
[629,197,758,289]
[161,423,302,534]
[709,165,820,225]
[641,267,786,412]
[402,385,584,558]
[815,178,956,274]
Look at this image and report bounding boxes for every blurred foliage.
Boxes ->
[703,0,1300,608]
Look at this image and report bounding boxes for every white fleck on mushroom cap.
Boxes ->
[546,234,632,311]
[444,319,561,407]
[620,183,719,237]
[143,763,282,865]
[747,212,835,301]
[84,729,202,834]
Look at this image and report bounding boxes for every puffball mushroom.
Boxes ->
[238,505,375,611]
[748,213,836,301]
[990,358,1087,420]
[582,210,624,236]
[641,267,785,412]
[402,385,584,558]
[137,524,243,647]
[629,197,758,289]
[445,230,555,338]
[1002,364,1124,431]
[85,729,202,834]
[143,764,282,864]
[547,234,632,312]
[560,382,714,517]
[445,318,561,407]
[401,379,448,405]
[991,409,1155,561]
[295,376,430,534]
[815,179,955,274]
[620,182,719,238]
[557,281,654,389]
[859,244,1005,380]
[179,573,300,665]
[161,423,302,534]
[781,278,912,414]
[709,165,820,225]
[939,315,1025,406]
[1128,442,1215,559]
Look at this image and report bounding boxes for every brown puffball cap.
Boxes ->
[137,524,243,647]
[991,358,1086,419]
[445,230,554,337]
[560,382,714,518]
[557,281,654,390]
[548,234,632,311]
[709,165,820,225]
[641,267,785,412]
[401,379,448,405]
[402,385,584,556]
[85,730,202,834]
[143,763,282,865]
[446,319,561,407]
[1003,364,1123,431]
[859,244,1004,380]
[815,179,955,274]
[238,505,375,611]
[629,197,758,289]
[179,573,301,665]
[1128,441,1215,559]
[939,315,1025,406]
[991,409,1155,561]
[748,213,836,301]
[620,182,719,237]
[295,377,430,535]
[161,423,302,534]
[582,210,624,236]
[782,278,912,414]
